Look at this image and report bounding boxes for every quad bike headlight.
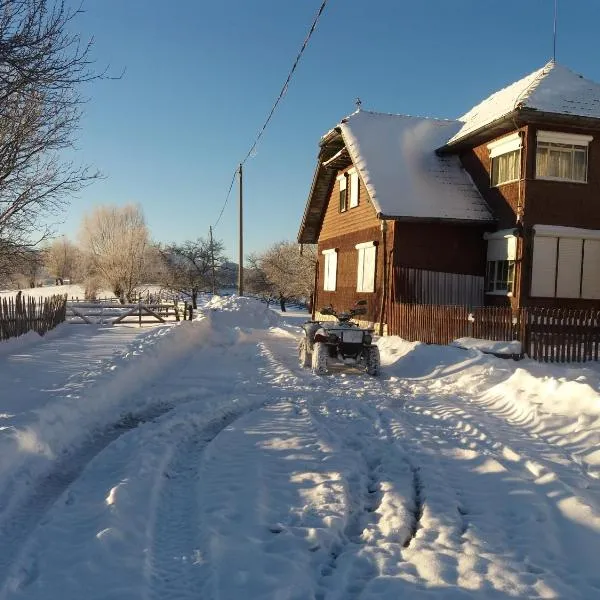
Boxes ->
[363,334,372,345]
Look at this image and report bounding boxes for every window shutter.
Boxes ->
[355,242,376,292]
[531,236,558,297]
[363,246,376,292]
[356,247,365,291]
[323,250,337,291]
[582,240,600,299]
[487,236,516,261]
[349,170,359,207]
[556,238,583,298]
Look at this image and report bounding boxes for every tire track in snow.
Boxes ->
[304,400,395,600]
[143,408,256,600]
[0,402,174,591]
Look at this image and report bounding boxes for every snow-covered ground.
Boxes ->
[1,295,600,598]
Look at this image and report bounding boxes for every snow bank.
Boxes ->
[451,337,522,355]
[378,335,600,478]
[202,295,281,329]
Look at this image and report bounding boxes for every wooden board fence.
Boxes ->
[387,302,600,363]
[524,308,600,363]
[387,303,469,345]
[0,294,67,341]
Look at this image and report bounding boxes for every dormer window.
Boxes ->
[487,133,522,187]
[535,131,592,183]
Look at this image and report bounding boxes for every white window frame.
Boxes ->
[535,130,592,184]
[348,168,359,208]
[322,248,337,291]
[487,132,522,187]
[484,230,517,295]
[356,241,376,293]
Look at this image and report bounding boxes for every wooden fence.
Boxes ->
[386,303,600,363]
[0,294,67,341]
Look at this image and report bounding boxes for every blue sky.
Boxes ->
[59,0,600,261]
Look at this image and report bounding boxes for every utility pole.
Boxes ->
[238,163,244,296]
[209,225,216,295]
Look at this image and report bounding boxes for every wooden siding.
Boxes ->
[318,168,379,241]
[522,123,600,228]
[460,129,525,230]
[394,266,484,307]
[315,227,384,324]
[393,221,489,275]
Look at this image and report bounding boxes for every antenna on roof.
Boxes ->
[355,97,362,110]
[553,0,558,61]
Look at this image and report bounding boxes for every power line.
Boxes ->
[241,0,328,166]
[212,0,329,229]
[213,168,238,228]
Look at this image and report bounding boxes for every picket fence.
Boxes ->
[0,294,67,341]
[387,303,600,363]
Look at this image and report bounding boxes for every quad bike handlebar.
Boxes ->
[320,301,367,322]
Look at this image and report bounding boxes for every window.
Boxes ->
[322,249,337,291]
[486,260,515,293]
[530,226,600,299]
[349,168,359,208]
[488,132,522,187]
[356,241,376,292]
[484,231,517,294]
[536,131,592,183]
[338,174,348,212]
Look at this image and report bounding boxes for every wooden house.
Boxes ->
[298,61,600,330]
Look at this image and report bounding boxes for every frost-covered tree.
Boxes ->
[250,242,316,311]
[79,204,149,303]
[44,236,79,285]
[158,236,227,308]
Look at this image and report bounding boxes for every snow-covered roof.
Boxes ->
[339,110,493,222]
[449,61,600,144]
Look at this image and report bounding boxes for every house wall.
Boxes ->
[393,221,488,275]
[522,123,600,227]
[315,167,384,323]
[316,227,384,324]
[521,123,600,308]
[460,123,600,309]
[318,168,379,241]
[460,128,526,230]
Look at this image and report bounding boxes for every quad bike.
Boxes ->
[298,301,380,376]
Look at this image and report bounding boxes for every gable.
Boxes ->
[298,111,493,244]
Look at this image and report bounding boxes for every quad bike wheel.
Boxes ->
[312,341,328,375]
[365,345,380,376]
[298,338,311,368]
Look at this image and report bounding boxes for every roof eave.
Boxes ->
[379,214,496,226]
[436,111,521,154]
[437,107,600,155]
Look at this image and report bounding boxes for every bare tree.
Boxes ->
[158,236,227,308]
[0,0,106,267]
[250,242,316,311]
[245,253,275,306]
[44,236,79,284]
[79,204,149,303]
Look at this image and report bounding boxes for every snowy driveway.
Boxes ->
[0,296,599,599]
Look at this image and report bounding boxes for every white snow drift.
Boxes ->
[0,295,599,599]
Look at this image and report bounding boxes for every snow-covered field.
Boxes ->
[1,295,600,598]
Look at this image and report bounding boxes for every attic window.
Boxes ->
[487,132,522,187]
[337,174,348,212]
[348,168,359,208]
[536,131,592,183]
